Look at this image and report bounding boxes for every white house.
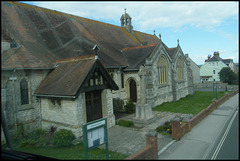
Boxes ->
[200,52,234,82]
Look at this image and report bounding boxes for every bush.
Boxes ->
[156,121,172,135]
[124,99,136,114]
[116,120,134,127]
[51,129,75,147]
[113,98,125,112]
[28,128,47,140]
[18,128,48,147]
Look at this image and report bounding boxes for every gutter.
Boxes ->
[105,65,128,69]
[123,69,139,72]
[34,94,76,99]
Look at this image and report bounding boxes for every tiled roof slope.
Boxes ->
[122,44,157,70]
[1,1,159,69]
[34,56,96,97]
[34,55,119,97]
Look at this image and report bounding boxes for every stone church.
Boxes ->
[1,1,194,138]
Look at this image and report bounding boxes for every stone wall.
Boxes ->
[41,89,115,139]
[1,69,49,132]
[41,95,84,138]
[144,53,174,107]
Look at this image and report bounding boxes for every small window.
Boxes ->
[126,18,129,25]
[213,70,215,74]
[121,72,124,88]
[20,78,29,105]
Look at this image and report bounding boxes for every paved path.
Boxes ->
[158,93,239,159]
[100,111,193,156]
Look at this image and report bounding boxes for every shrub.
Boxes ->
[124,99,136,114]
[18,128,48,147]
[28,128,47,140]
[116,120,134,127]
[51,129,75,147]
[156,121,172,135]
[113,98,125,112]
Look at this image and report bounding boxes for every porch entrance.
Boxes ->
[85,90,102,122]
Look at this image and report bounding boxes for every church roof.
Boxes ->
[34,55,118,98]
[122,44,157,70]
[1,1,159,70]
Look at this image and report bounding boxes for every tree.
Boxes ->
[218,67,237,84]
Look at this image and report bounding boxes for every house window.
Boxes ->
[158,55,168,84]
[20,78,29,105]
[177,57,184,81]
[213,70,215,74]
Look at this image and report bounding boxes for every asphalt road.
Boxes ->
[208,108,239,160]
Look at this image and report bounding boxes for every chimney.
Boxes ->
[213,51,219,57]
[205,55,211,62]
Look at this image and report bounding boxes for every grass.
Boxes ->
[15,143,128,160]
[153,91,230,115]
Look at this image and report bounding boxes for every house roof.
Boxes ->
[1,1,159,70]
[206,53,233,67]
[34,55,118,98]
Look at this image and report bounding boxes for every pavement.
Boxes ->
[158,93,239,160]
[99,111,194,156]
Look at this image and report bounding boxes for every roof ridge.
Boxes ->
[56,55,95,64]
[122,43,158,51]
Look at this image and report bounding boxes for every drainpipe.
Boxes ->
[117,67,122,99]
[38,97,42,128]
[9,68,17,128]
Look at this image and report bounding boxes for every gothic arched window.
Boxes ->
[158,56,168,84]
[177,57,184,81]
[20,78,29,105]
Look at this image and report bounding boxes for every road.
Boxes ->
[207,108,239,160]
[158,93,239,160]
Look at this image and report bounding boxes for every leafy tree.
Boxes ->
[218,67,237,85]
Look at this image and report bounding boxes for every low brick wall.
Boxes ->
[172,89,239,140]
[125,131,158,160]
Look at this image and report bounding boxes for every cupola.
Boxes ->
[120,9,133,34]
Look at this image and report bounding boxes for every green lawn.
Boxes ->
[153,91,229,115]
[15,143,127,160]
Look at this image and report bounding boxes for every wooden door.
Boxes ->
[129,79,137,102]
[85,90,102,122]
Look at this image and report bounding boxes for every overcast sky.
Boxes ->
[21,1,239,65]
